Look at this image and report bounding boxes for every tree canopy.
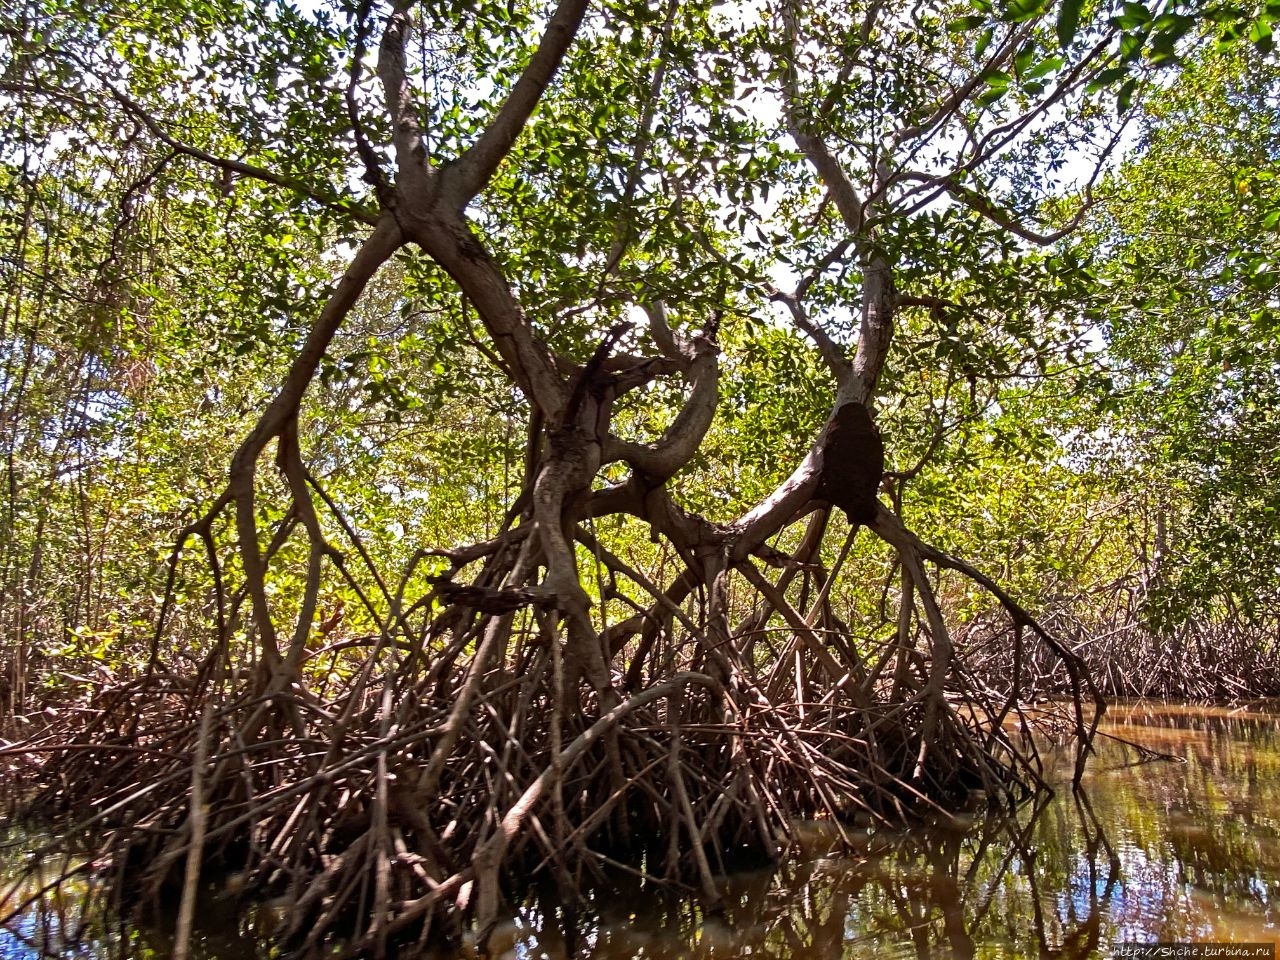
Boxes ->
[1,0,1278,952]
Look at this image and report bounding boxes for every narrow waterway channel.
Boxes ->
[4,701,1280,959]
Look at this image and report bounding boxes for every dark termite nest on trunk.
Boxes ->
[816,402,885,526]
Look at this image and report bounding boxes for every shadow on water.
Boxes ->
[4,701,1280,958]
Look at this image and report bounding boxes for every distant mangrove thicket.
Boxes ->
[0,0,1278,953]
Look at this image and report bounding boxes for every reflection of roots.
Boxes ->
[2,465,1102,956]
[4,549,1097,957]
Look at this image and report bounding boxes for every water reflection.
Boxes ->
[0,833,259,959]
[480,703,1280,960]
[480,790,1115,960]
[1084,702,1280,946]
[5,703,1280,958]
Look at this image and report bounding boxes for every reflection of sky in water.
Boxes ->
[5,703,1280,958]
[0,916,38,960]
[1109,841,1187,941]
[1091,705,1280,949]
[0,910,107,959]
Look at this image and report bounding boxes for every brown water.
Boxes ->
[5,701,1280,958]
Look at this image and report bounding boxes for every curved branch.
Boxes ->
[939,114,1132,245]
[778,3,894,403]
[884,37,1123,240]
[643,302,686,362]
[347,0,390,196]
[443,0,591,207]
[232,214,404,468]
[888,21,1037,151]
[869,505,1104,783]
[769,287,852,382]
[228,215,404,669]
[728,445,824,562]
[603,338,719,481]
[378,1,432,198]
[779,0,866,234]
[415,214,568,418]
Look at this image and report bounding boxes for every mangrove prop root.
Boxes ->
[1,500,1099,958]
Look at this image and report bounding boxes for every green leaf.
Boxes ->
[1112,12,1149,29]
[1249,16,1274,50]
[985,69,1013,90]
[1122,1,1152,23]
[975,85,1008,107]
[1057,0,1084,47]
[1014,41,1038,78]
[948,14,987,32]
[1086,66,1129,92]
[1003,0,1048,23]
[1218,19,1250,48]
[1151,12,1196,40]
[1207,4,1251,24]
[1116,77,1138,113]
[975,26,995,58]
[1025,54,1064,79]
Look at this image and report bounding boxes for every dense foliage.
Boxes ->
[1,0,1278,952]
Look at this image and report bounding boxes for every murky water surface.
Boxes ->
[4,701,1280,958]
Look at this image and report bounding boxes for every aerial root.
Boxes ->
[1,513,1097,957]
[2,632,1081,956]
